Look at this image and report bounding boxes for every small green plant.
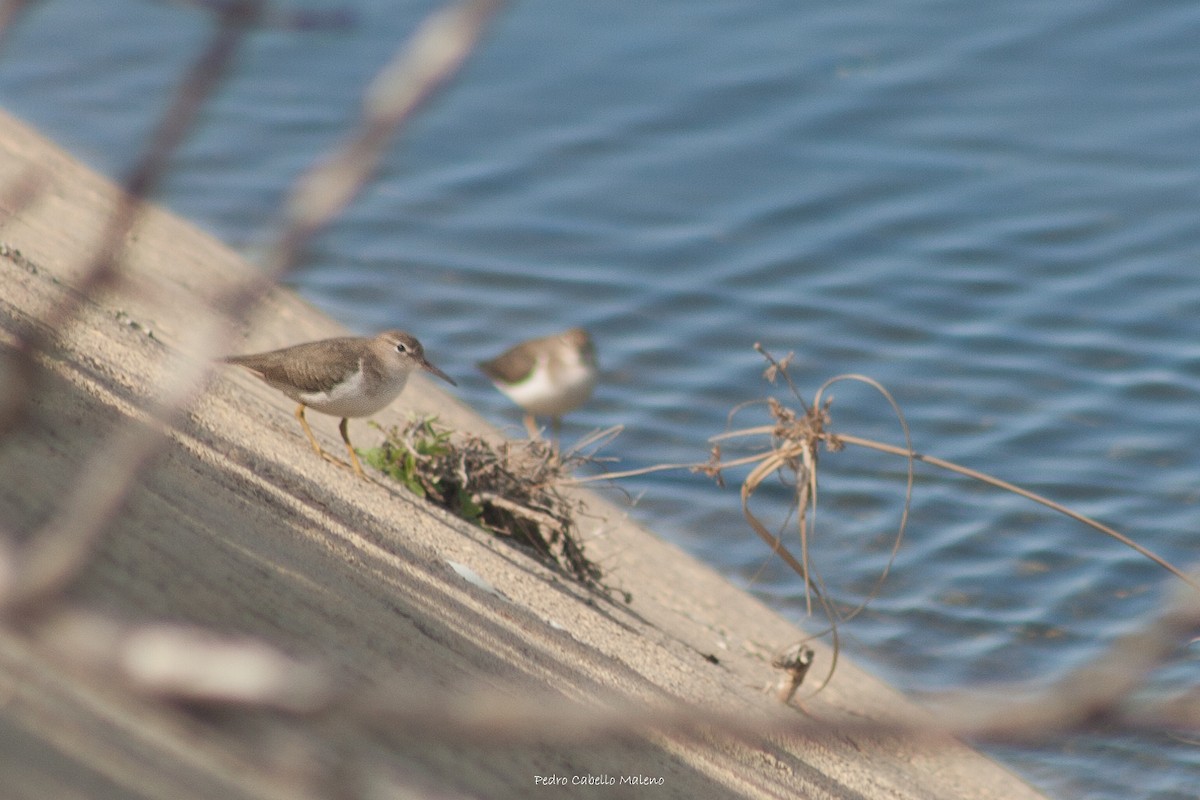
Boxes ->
[363,417,484,524]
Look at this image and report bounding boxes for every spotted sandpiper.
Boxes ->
[478,327,597,441]
[222,330,456,477]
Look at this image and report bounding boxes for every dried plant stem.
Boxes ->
[0,0,32,53]
[6,317,228,614]
[215,0,503,326]
[475,492,560,531]
[560,461,712,485]
[266,0,502,276]
[833,432,1200,592]
[2,5,261,613]
[38,565,1200,745]
[9,2,258,381]
[350,573,1200,742]
[2,0,506,616]
[584,416,1193,594]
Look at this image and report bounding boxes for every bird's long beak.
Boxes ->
[421,358,457,386]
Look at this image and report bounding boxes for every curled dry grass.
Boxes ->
[363,416,604,591]
[571,343,1198,702]
[699,347,915,697]
[713,344,1198,700]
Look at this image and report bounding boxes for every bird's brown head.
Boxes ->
[378,330,457,386]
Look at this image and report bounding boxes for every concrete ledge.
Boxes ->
[0,107,1047,800]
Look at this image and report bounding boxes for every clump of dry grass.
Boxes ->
[571,343,1199,705]
[364,416,603,590]
[704,344,1200,701]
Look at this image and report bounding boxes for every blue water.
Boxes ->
[4,2,1200,797]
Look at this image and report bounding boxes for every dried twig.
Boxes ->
[7,0,261,399]
[1,0,505,617]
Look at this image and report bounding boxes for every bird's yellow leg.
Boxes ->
[523,412,540,440]
[339,417,366,477]
[295,405,325,456]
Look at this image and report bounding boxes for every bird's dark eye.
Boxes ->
[396,342,408,353]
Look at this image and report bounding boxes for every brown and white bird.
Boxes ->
[222,330,455,476]
[477,327,597,442]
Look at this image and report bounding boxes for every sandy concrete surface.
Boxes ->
[0,108,1049,799]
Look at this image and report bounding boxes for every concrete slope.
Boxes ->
[0,108,1048,800]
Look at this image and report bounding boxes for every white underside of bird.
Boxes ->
[286,361,411,417]
[497,352,596,417]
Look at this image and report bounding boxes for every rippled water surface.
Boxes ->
[4,2,1200,797]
